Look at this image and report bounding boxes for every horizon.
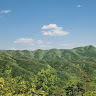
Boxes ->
[0,0,96,50]
[0,45,95,51]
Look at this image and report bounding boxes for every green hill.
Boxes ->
[0,55,48,79]
[0,45,96,80]
[0,45,96,95]
[0,45,96,61]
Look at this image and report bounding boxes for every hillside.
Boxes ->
[0,55,48,79]
[0,45,96,95]
[0,45,96,79]
[0,45,96,61]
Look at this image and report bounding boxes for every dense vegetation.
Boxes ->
[0,45,96,96]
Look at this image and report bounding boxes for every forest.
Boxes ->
[0,45,96,96]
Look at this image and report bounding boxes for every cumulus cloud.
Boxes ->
[1,10,12,13]
[13,38,52,50]
[14,38,34,45]
[42,24,58,30]
[13,38,73,50]
[41,24,69,36]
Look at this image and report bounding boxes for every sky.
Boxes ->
[0,0,96,50]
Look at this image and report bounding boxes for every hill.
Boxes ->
[0,45,96,95]
[0,45,96,80]
[0,45,96,61]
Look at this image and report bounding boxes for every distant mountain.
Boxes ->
[72,45,96,58]
[0,45,96,82]
[0,45,96,61]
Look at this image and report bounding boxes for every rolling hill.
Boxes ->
[0,45,96,61]
[0,45,96,80]
[0,45,96,95]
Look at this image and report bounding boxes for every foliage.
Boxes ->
[0,45,96,95]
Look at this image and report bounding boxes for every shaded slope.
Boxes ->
[0,55,48,79]
[46,58,96,80]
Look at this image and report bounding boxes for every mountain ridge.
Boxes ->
[0,45,96,61]
[0,45,96,96]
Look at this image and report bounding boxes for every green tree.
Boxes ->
[36,68,59,95]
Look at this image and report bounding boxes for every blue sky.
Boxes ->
[0,0,96,50]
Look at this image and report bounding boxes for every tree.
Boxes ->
[36,68,60,95]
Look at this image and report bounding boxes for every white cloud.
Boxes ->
[1,10,12,14]
[42,24,58,30]
[13,38,52,50]
[77,5,81,8]
[41,24,69,36]
[14,38,34,45]
[13,38,75,50]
